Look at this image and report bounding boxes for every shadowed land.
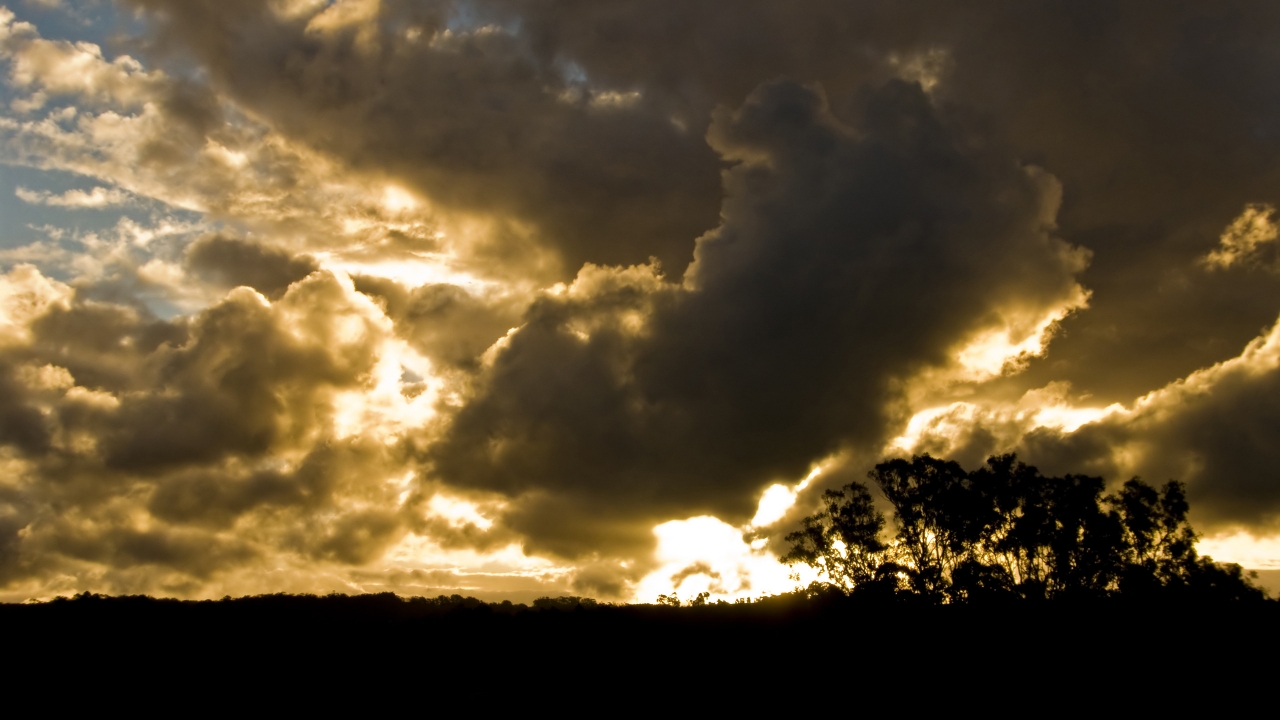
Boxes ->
[6,589,1278,693]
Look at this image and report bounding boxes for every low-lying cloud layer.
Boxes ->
[1,1,1280,601]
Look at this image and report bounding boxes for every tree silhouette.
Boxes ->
[781,482,886,591]
[785,454,1267,603]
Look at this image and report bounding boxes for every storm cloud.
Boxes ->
[429,78,1086,558]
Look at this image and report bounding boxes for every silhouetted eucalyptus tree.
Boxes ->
[872,455,976,598]
[784,454,1266,602]
[781,482,886,591]
[1109,478,1197,592]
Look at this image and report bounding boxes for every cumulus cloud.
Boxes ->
[890,311,1280,538]
[0,8,166,110]
[0,265,522,597]
[184,234,319,299]
[428,79,1087,560]
[0,262,70,347]
[1016,314,1280,533]
[351,273,523,370]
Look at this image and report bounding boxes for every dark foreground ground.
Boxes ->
[8,592,1279,670]
[5,591,1277,709]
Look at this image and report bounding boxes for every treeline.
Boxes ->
[785,454,1266,602]
[9,588,1278,691]
[19,590,609,619]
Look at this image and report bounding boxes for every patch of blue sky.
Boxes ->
[7,0,206,85]
[0,2,154,110]
[0,164,206,277]
[7,0,146,52]
[0,164,68,249]
[558,60,588,86]
[0,1,207,288]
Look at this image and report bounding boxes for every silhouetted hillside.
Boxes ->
[6,589,1277,703]
[8,589,1276,644]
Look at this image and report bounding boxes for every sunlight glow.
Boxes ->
[1032,403,1123,432]
[889,390,1123,457]
[749,464,825,528]
[6,2,1275,608]
[634,461,834,603]
[203,140,249,168]
[380,535,573,593]
[427,494,495,531]
[890,402,977,452]
[314,251,491,290]
[380,185,421,214]
[1197,531,1280,570]
[330,338,440,440]
[0,264,71,347]
[956,314,1060,379]
[953,286,1089,382]
[633,516,805,603]
[751,485,799,528]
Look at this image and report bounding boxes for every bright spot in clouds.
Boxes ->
[634,463,831,602]
[312,250,491,290]
[1198,532,1280,570]
[427,494,495,531]
[634,516,809,603]
[1203,204,1279,270]
[954,295,1087,381]
[750,463,825,528]
[380,185,420,214]
[1032,403,1123,433]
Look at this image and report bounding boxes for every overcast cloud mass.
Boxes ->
[1,0,1280,601]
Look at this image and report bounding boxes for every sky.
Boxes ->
[1,0,1280,602]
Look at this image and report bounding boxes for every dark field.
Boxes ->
[7,591,1277,695]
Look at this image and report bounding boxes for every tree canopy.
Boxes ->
[783,454,1265,602]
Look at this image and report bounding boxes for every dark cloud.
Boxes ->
[510,0,1280,404]
[148,465,321,530]
[186,234,320,299]
[105,273,384,472]
[121,1,1280,400]
[309,508,403,565]
[25,302,187,394]
[429,79,1085,558]
[126,0,723,277]
[0,362,51,454]
[37,519,259,579]
[352,274,520,369]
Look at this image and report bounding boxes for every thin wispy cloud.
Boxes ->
[16,185,131,207]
